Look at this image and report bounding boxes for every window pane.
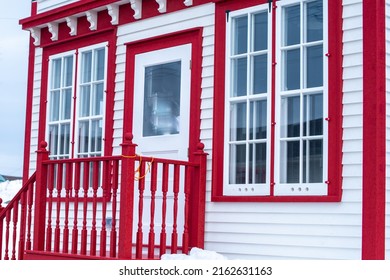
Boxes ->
[95,48,105,81]
[250,100,267,140]
[91,120,103,153]
[229,144,246,184]
[306,45,323,88]
[143,61,181,137]
[230,102,247,141]
[281,96,300,138]
[59,123,70,156]
[304,139,323,183]
[232,57,247,97]
[254,12,268,51]
[233,16,248,55]
[50,90,60,121]
[253,55,267,94]
[51,59,62,89]
[78,121,89,154]
[93,83,104,116]
[284,49,300,90]
[63,56,74,87]
[62,89,72,120]
[81,51,92,83]
[284,5,300,46]
[309,139,323,182]
[303,93,323,136]
[80,85,91,117]
[48,125,59,156]
[249,143,266,184]
[280,141,300,183]
[306,0,323,42]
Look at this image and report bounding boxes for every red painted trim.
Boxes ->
[20,0,120,29]
[362,0,386,260]
[270,0,277,196]
[37,28,117,157]
[21,0,214,30]
[70,50,79,159]
[23,2,38,183]
[123,28,204,158]
[211,0,343,202]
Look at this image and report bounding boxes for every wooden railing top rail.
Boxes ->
[42,155,199,167]
[0,172,36,219]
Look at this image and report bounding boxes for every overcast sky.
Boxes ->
[0,1,31,176]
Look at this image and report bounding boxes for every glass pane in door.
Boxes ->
[143,61,181,137]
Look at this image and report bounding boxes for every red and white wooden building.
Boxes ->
[0,0,389,260]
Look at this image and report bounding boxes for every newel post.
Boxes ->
[118,133,137,259]
[33,141,49,251]
[189,142,208,249]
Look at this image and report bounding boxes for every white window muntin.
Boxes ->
[224,4,272,196]
[46,50,76,159]
[75,43,108,158]
[274,0,328,196]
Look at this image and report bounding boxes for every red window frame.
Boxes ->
[211,0,343,202]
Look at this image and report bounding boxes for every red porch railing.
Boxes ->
[0,173,36,260]
[0,133,207,260]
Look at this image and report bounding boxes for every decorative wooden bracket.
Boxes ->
[184,0,193,6]
[107,4,119,25]
[130,0,142,20]
[66,16,77,36]
[47,23,59,41]
[86,10,98,30]
[155,0,167,13]
[29,27,41,46]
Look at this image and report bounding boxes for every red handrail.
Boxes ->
[0,172,37,260]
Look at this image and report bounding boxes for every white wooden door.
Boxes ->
[132,44,192,253]
[133,44,192,160]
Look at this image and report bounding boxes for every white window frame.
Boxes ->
[74,43,108,158]
[46,43,108,160]
[224,5,272,196]
[223,0,328,196]
[275,0,328,196]
[46,50,76,160]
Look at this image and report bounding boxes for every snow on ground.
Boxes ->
[161,247,228,260]
[0,179,22,206]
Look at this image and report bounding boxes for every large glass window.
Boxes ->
[77,47,105,158]
[47,44,106,159]
[224,0,327,196]
[48,54,74,159]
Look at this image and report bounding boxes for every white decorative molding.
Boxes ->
[29,28,41,46]
[183,0,193,6]
[86,10,98,30]
[130,0,142,20]
[47,22,59,41]
[155,0,167,13]
[66,16,77,36]
[107,4,119,25]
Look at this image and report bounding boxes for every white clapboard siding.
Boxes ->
[385,0,390,261]
[201,0,364,260]
[28,47,43,176]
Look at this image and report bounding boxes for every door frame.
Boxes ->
[123,28,204,160]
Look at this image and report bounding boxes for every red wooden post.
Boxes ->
[189,142,208,249]
[33,141,49,251]
[118,133,137,259]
